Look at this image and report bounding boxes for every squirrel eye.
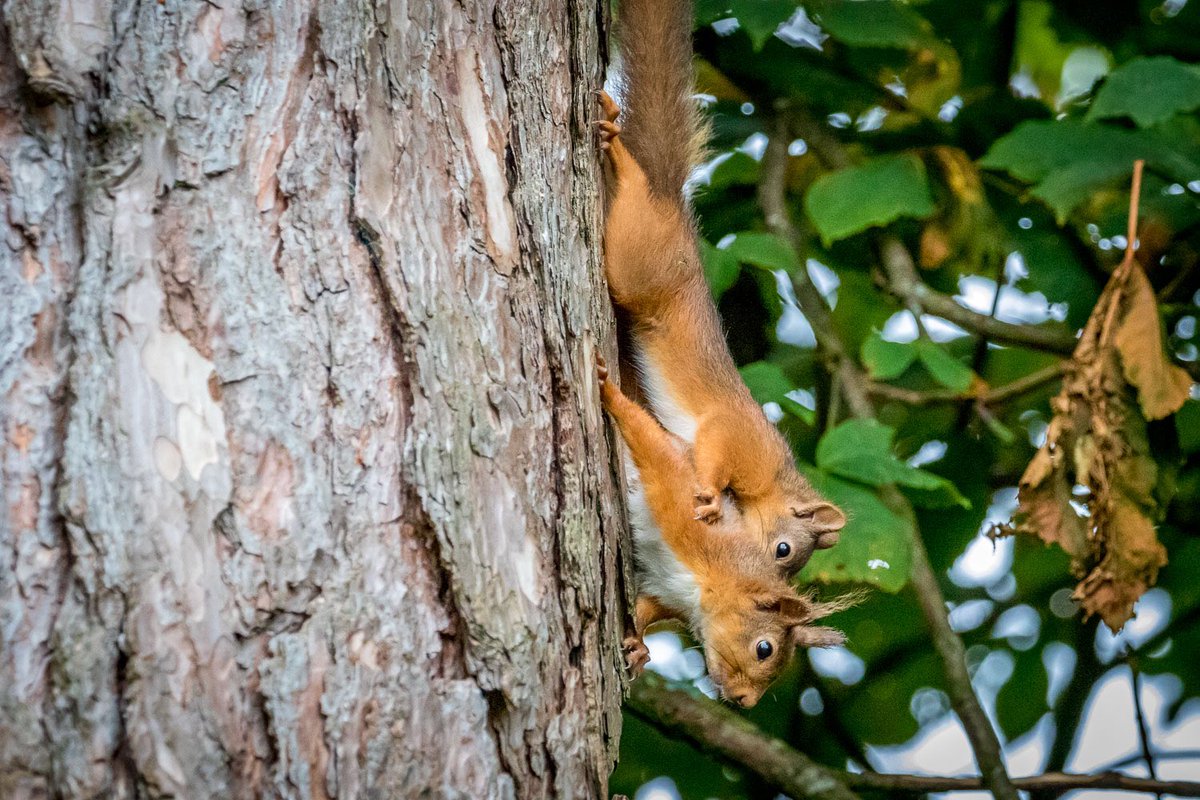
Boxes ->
[774,541,791,559]
[756,640,774,660]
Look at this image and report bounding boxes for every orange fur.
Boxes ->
[599,360,843,706]
[598,82,844,577]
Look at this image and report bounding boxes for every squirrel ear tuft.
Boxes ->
[791,501,845,533]
[792,625,845,649]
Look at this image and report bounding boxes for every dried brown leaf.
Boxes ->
[1114,266,1192,420]
[1075,498,1167,630]
[1013,163,1174,632]
[1020,447,1055,488]
[1017,449,1089,559]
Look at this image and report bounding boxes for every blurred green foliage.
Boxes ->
[612,0,1200,796]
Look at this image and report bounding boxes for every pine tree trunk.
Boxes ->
[1,2,628,797]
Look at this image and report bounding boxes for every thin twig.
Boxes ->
[877,235,1077,354]
[906,526,1020,800]
[1099,160,1145,347]
[1107,750,1200,771]
[1033,617,1103,800]
[758,126,1020,800]
[788,112,1077,355]
[1127,651,1161,799]
[845,771,1200,795]
[757,124,873,420]
[868,361,1067,407]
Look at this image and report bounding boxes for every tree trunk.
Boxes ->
[1,2,628,798]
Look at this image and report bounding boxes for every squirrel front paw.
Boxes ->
[596,355,618,408]
[693,489,723,523]
[595,91,623,152]
[623,635,651,677]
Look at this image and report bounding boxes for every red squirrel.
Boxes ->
[599,0,846,579]
[598,358,845,707]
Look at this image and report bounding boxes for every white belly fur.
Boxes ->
[623,450,703,628]
[633,342,698,444]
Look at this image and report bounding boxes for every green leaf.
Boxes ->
[832,270,903,356]
[800,469,914,592]
[862,332,918,380]
[816,420,970,508]
[738,0,798,50]
[1006,211,1101,330]
[695,0,735,25]
[698,0,796,49]
[739,361,815,425]
[812,0,935,49]
[1179,400,1200,455]
[981,119,1200,220]
[699,239,742,301]
[916,340,974,393]
[1029,159,1137,224]
[1087,56,1200,128]
[722,231,802,272]
[708,150,761,191]
[805,155,936,246]
[980,119,1200,186]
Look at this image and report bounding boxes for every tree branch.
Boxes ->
[867,361,1067,407]
[876,236,1078,354]
[757,123,873,420]
[845,771,1200,795]
[787,112,1077,355]
[628,675,1200,798]
[626,675,862,800]
[759,126,1020,800]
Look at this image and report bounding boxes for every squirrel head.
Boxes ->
[699,581,846,708]
[769,500,846,579]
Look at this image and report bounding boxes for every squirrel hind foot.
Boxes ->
[622,635,651,676]
[595,120,622,148]
[596,89,621,123]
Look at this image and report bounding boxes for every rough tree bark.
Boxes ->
[1,1,629,797]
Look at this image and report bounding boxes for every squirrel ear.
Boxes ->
[791,501,845,534]
[755,592,809,624]
[792,625,845,649]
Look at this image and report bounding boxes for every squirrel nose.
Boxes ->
[732,691,756,708]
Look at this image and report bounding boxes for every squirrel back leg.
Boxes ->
[597,93,698,318]
[624,595,675,676]
[597,356,699,529]
[690,413,738,522]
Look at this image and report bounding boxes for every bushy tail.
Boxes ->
[616,0,709,204]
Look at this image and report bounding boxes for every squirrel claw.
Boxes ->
[596,355,609,384]
[596,119,622,144]
[693,491,722,523]
[623,635,650,677]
